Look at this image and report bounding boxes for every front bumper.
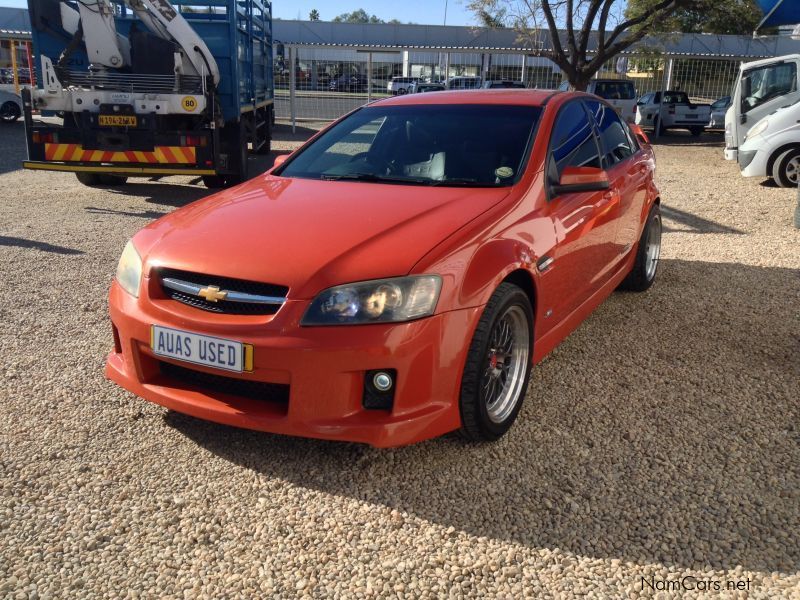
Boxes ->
[106,280,482,447]
[739,147,768,178]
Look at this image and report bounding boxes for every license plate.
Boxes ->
[151,325,252,373]
[99,115,137,127]
[685,114,698,119]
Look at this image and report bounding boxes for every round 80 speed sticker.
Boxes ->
[181,96,198,112]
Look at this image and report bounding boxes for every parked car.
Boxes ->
[707,95,731,130]
[106,91,661,447]
[408,82,445,93]
[737,104,800,187]
[329,74,369,92]
[560,78,638,122]
[387,76,422,95]
[445,76,482,90]
[483,80,526,89]
[635,91,712,136]
[0,90,22,123]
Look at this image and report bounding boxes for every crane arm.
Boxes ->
[122,0,220,85]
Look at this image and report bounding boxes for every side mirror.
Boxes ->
[629,123,650,146]
[272,154,290,168]
[551,166,610,196]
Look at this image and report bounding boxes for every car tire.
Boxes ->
[397,88,407,95]
[75,173,127,186]
[459,282,533,442]
[618,203,662,292]
[76,172,102,186]
[202,175,226,189]
[100,175,127,186]
[690,127,703,137]
[771,148,800,188]
[0,101,21,123]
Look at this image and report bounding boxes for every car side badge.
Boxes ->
[495,166,514,179]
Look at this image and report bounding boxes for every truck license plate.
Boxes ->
[99,115,137,127]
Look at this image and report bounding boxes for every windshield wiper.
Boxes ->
[428,178,501,187]
[319,173,503,187]
[320,173,434,185]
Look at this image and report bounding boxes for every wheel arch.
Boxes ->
[766,143,800,178]
[501,268,538,317]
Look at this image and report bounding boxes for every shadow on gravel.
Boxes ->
[0,122,27,175]
[96,151,283,208]
[166,259,799,575]
[661,205,745,235]
[85,206,168,220]
[650,131,725,149]
[0,235,84,254]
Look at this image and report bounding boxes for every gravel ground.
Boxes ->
[1,121,798,599]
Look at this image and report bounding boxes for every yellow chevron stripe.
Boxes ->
[53,144,68,161]
[42,145,196,164]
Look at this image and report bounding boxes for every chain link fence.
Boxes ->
[274,44,744,123]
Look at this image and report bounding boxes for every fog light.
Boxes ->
[363,369,397,410]
[373,371,393,392]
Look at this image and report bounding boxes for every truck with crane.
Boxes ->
[21,0,273,188]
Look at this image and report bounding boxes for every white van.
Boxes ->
[724,55,800,161]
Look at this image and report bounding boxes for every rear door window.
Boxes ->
[585,100,636,167]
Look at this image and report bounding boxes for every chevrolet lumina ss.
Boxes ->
[106,90,661,447]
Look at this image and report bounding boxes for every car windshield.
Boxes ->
[741,62,798,113]
[278,104,541,187]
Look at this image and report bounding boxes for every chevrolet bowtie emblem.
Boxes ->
[198,285,228,302]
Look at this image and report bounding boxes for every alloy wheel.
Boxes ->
[482,305,530,423]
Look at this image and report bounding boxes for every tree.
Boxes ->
[628,0,761,35]
[333,9,385,24]
[476,8,507,28]
[467,0,689,90]
[309,9,320,21]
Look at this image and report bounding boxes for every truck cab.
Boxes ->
[725,54,800,161]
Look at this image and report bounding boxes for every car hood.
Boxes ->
[136,175,511,299]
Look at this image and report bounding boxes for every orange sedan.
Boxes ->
[106,90,661,447]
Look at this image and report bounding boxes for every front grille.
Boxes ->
[159,268,288,315]
[159,361,290,406]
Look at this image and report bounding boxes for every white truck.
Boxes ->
[724,54,800,162]
[737,102,800,186]
[635,91,711,136]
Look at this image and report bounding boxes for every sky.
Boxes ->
[0,0,477,26]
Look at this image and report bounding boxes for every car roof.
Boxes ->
[374,89,560,107]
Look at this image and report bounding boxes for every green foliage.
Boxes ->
[309,9,320,21]
[332,9,385,24]
[627,0,761,35]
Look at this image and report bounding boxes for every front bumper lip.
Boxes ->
[738,149,759,171]
[106,280,481,447]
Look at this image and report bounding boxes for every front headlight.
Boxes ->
[746,119,769,141]
[115,240,142,298]
[302,276,442,326]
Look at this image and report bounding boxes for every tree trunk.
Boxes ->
[570,74,591,91]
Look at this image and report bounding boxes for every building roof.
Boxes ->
[2,5,800,60]
[272,20,800,60]
[0,7,30,32]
